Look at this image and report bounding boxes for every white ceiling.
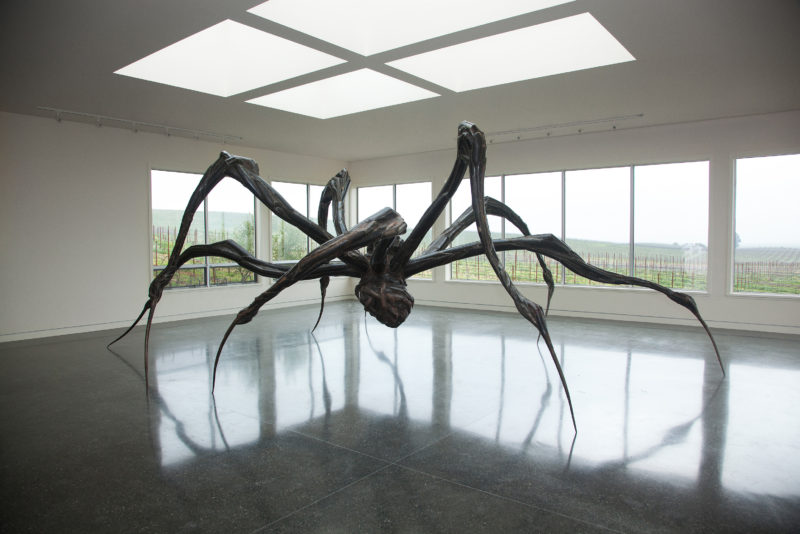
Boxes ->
[1,0,798,162]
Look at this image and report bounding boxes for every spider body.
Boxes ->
[110,121,724,432]
[355,267,414,328]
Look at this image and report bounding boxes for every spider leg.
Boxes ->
[312,170,351,330]
[390,122,475,272]
[113,151,368,379]
[406,235,725,375]
[107,300,150,349]
[212,207,407,391]
[311,276,330,332]
[109,239,359,384]
[151,152,366,308]
[456,122,577,432]
[317,169,350,236]
[427,196,556,315]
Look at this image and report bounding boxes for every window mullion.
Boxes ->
[629,166,635,279]
[204,198,210,287]
[306,184,311,253]
[560,170,566,284]
[500,175,506,267]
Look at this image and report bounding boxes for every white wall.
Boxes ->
[349,111,800,335]
[3,110,799,342]
[0,111,351,342]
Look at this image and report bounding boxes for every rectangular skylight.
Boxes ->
[115,20,345,97]
[248,0,574,56]
[246,69,439,119]
[387,13,635,92]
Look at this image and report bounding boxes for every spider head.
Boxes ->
[354,270,414,328]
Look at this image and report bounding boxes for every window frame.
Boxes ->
[269,180,335,262]
[446,160,711,292]
[356,180,434,279]
[731,152,800,297]
[150,168,259,290]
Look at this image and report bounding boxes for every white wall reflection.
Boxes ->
[723,363,800,496]
[358,323,433,420]
[146,304,798,503]
[153,340,260,466]
[272,325,346,430]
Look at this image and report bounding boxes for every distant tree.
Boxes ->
[734,232,742,249]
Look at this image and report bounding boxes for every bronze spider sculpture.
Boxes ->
[110,121,724,431]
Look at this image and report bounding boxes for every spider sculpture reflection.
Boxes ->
[110,121,724,430]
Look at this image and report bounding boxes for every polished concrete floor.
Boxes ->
[2,301,799,532]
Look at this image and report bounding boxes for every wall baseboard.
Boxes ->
[414,298,800,336]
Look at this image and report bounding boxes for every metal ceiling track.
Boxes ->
[37,106,244,144]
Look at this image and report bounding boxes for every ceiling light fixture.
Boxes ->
[387,13,635,92]
[246,69,439,119]
[248,0,574,55]
[115,19,345,97]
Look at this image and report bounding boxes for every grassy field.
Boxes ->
[733,247,800,294]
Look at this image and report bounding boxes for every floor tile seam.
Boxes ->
[284,428,393,465]
[392,462,624,533]
[381,430,459,467]
[248,462,396,534]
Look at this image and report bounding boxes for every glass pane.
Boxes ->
[151,170,205,288]
[357,185,394,222]
[396,182,433,279]
[634,162,708,290]
[207,177,257,286]
[159,266,206,289]
[308,184,334,250]
[450,176,502,281]
[734,154,800,294]
[271,181,309,261]
[565,167,630,285]
[504,172,563,284]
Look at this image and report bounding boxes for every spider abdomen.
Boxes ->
[354,270,414,328]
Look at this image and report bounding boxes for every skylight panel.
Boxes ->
[246,69,439,119]
[115,20,345,97]
[247,0,575,56]
[387,13,635,92]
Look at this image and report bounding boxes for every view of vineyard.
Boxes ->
[152,208,256,288]
[151,153,799,295]
[447,231,799,294]
[733,247,800,294]
[449,232,707,290]
[735,153,800,295]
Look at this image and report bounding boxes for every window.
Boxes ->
[449,176,502,281]
[634,162,708,291]
[271,181,334,261]
[151,170,256,289]
[447,162,710,290]
[271,181,309,261]
[734,154,800,295]
[357,182,433,278]
[504,172,563,283]
[357,185,394,222]
[565,167,630,285]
